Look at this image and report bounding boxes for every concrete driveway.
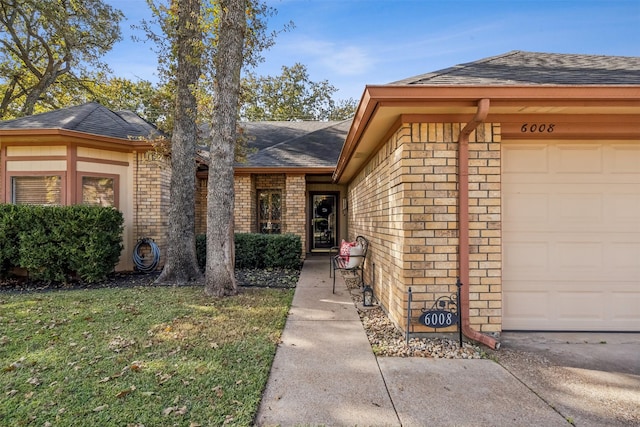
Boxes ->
[488,332,640,426]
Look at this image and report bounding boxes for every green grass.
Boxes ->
[0,285,293,426]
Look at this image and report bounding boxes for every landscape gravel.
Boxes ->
[344,277,484,359]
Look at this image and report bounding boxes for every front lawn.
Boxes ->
[0,285,293,426]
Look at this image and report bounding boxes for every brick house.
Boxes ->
[1,51,638,343]
[196,120,352,255]
[335,51,639,346]
[0,102,167,271]
[0,102,351,271]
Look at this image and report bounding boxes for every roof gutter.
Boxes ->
[458,98,500,350]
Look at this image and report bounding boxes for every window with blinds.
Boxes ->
[11,176,62,205]
[81,176,115,207]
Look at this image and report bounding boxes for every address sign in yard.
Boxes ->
[419,309,459,328]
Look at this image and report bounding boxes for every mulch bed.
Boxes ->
[0,268,300,293]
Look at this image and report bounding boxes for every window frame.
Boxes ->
[77,172,120,208]
[257,189,282,234]
[8,172,66,206]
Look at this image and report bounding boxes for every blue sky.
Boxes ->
[104,0,640,101]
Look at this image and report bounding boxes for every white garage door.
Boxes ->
[502,141,640,331]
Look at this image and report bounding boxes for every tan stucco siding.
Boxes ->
[77,160,133,271]
[7,146,66,156]
[77,147,129,163]
[347,122,502,334]
[6,160,67,171]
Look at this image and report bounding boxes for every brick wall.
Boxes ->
[195,178,207,235]
[233,174,255,233]
[133,151,170,268]
[284,174,306,256]
[347,122,502,334]
[199,173,308,258]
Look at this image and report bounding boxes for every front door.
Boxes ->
[311,194,337,251]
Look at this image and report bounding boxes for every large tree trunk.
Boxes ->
[205,0,246,297]
[155,0,203,285]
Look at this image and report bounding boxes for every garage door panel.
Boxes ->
[555,144,603,174]
[503,192,548,229]
[503,141,640,331]
[556,291,604,321]
[608,241,640,274]
[556,193,603,225]
[503,144,548,173]
[606,190,640,224]
[609,144,640,173]
[503,288,549,327]
[611,292,640,322]
[503,241,548,278]
[556,241,603,270]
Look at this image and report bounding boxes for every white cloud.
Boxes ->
[278,36,375,77]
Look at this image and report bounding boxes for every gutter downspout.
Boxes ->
[458,98,500,350]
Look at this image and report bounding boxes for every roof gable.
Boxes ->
[0,102,160,140]
[392,51,640,86]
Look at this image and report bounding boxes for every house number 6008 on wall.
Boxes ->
[521,123,555,133]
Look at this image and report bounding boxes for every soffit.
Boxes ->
[334,85,640,183]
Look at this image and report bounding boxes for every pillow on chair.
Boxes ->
[345,243,364,269]
[339,239,356,262]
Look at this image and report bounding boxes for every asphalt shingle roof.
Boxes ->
[391,50,640,86]
[0,102,160,139]
[236,120,352,168]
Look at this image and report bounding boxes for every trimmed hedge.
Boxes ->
[196,233,302,270]
[0,204,124,283]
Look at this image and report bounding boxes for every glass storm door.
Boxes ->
[311,194,336,250]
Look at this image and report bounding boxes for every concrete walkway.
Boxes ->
[255,255,570,427]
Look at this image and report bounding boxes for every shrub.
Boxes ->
[196,233,302,270]
[0,204,123,282]
[0,204,22,275]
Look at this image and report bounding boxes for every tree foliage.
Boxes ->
[241,63,357,121]
[0,0,123,118]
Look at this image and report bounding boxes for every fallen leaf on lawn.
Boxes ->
[189,423,202,427]
[26,377,41,386]
[162,407,175,416]
[6,389,18,397]
[24,391,34,399]
[175,406,188,415]
[93,405,109,412]
[235,380,243,385]
[212,385,223,398]
[116,385,136,398]
[157,372,172,384]
[209,342,219,349]
[140,391,155,397]
[98,377,111,383]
